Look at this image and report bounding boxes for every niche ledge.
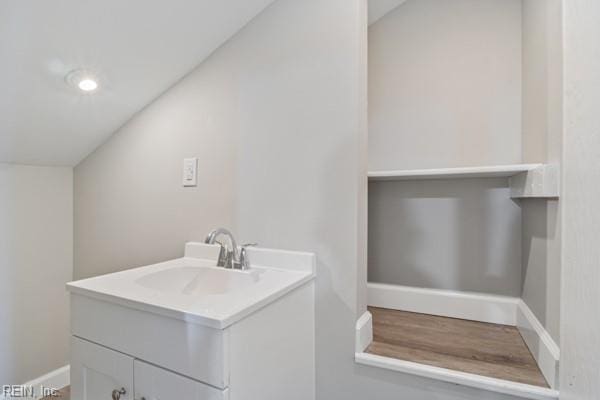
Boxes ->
[368,163,560,199]
[355,352,558,400]
[509,164,560,199]
[368,164,542,181]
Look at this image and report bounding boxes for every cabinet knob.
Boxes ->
[112,388,126,400]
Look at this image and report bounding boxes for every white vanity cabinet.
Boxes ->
[71,337,134,400]
[71,337,226,400]
[134,360,226,400]
[68,243,316,400]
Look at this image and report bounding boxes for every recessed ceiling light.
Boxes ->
[78,78,98,92]
[65,69,100,93]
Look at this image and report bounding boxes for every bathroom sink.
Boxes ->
[135,266,259,295]
[67,242,315,328]
[68,242,316,396]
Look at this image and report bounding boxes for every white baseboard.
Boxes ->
[368,283,518,325]
[366,283,560,389]
[517,300,560,389]
[355,311,373,352]
[355,352,559,400]
[1,365,69,400]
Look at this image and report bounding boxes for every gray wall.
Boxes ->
[0,164,72,384]
[369,178,522,296]
[74,0,528,398]
[521,200,561,341]
[560,0,600,398]
[368,0,523,171]
[520,0,562,343]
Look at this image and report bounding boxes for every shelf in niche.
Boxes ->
[368,164,543,181]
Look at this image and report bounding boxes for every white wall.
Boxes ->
[560,0,600,398]
[74,39,239,279]
[522,0,563,164]
[368,0,523,171]
[520,0,562,343]
[522,0,547,163]
[0,164,72,385]
[368,0,408,25]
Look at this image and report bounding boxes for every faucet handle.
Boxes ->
[237,243,257,270]
[214,240,229,267]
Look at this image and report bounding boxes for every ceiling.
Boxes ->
[0,0,275,166]
[368,0,408,25]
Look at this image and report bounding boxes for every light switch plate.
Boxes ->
[182,158,198,187]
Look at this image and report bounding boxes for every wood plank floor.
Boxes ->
[41,386,69,399]
[367,307,548,388]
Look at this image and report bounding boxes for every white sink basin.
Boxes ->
[67,243,315,328]
[136,266,259,295]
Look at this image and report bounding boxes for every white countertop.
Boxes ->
[67,243,315,329]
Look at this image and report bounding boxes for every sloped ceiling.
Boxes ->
[0,0,275,166]
[368,0,408,25]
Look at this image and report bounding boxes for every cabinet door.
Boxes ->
[134,360,228,400]
[71,337,134,400]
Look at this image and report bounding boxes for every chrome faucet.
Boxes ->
[204,228,256,270]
